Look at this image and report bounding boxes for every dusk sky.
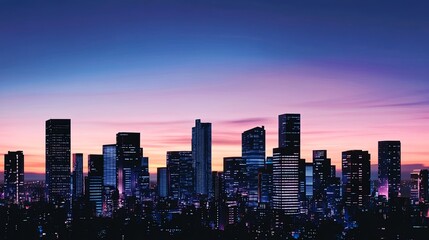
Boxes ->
[1,0,428,179]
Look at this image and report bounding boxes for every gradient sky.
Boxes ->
[1,0,429,179]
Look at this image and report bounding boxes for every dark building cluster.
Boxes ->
[1,116,429,239]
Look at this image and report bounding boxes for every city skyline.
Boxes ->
[1,0,429,178]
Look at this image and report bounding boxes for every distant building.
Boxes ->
[258,157,273,205]
[139,156,150,200]
[342,150,371,210]
[313,150,331,213]
[167,151,193,200]
[45,119,71,204]
[4,151,24,204]
[192,119,212,196]
[116,132,141,199]
[88,154,103,216]
[305,163,313,199]
[72,153,84,202]
[272,147,300,215]
[410,169,421,204]
[419,169,429,203]
[242,126,265,207]
[223,157,247,198]
[378,141,401,200]
[157,167,168,198]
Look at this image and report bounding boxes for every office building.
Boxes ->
[4,151,24,204]
[278,114,300,153]
[157,167,168,198]
[342,150,371,210]
[45,119,71,204]
[88,154,103,216]
[378,141,401,200]
[223,157,247,198]
[192,119,212,196]
[72,153,84,201]
[116,132,141,199]
[242,126,266,207]
[272,147,300,215]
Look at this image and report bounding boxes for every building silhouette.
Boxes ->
[88,154,104,216]
[313,150,331,213]
[4,151,24,204]
[157,167,168,198]
[192,119,212,196]
[242,126,266,207]
[378,141,401,200]
[72,153,84,201]
[342,150,370,210]
[166,151,193,200]
[116,132,141,200]
[223,157,247,199]
[45,119,71,204]
[278,113,300,152]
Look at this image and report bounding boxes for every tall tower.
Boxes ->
[278,114,300,152]
[46,119,71,204]
[4,151,24,204]
[342,150,371,210]
[192,119,212,196]
[72,153,84,201]
[273,114,301,215]
[116,132,141,199]
[242,126,266,207]
[167,151,193,200]
[378,141,401,200]
[88,154,103,216]
[223,157,247,198]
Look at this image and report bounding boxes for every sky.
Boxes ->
[1,0,428,180]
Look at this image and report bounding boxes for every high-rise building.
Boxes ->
[419,169,429,203]
[223,157,247,198]
[305,163,313,199]
[72,153,84,201]
[258,157,273,205]
[157,167,168,198]
[116,132,141,199]
[278,114,300,153]
[313,150,331,213]
[138,156,150,200]
[272,147,300,215]
[342,150,371,210]
[378,141,401,200]
[410,169,421,204]
[242,126,266,207]
[45,119,71,204]
[103,144,116,189]
[88,154,104,216]
[166,151,193,200]
[4,151,24,204]
[192,119,212,196]
[272,114,301,215]
[299,158,306,213]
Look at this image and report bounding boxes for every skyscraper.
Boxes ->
[242,126,266,207]
[138,156,150,200]
[116,132,141,199]
[419,169,429,203]
[272,147,300,215]
[313,150,331,212]
[258,157,273,205]
[157,167,168,198]
[167,151,193,200]
[410,169,420,204]
[103,144,117,189]
[88,154,104,216]
[72,153,84,201]
[342,150,371,210]
[4,151,24,204]
[45,119,71,204]
[272,114,301,215]
[378,141,401,200]
[305,163,313,199]
[223,157,247,198]
[278,114,300,153]
[192,119,212,196]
